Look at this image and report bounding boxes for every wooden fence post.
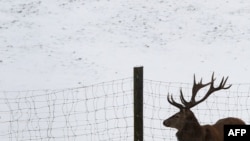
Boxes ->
[134,66,143,141]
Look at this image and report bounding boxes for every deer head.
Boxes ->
[163,73,232,130]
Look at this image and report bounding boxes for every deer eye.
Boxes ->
[174,114,180,118]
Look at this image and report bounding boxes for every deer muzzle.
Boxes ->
[163,120,170,127]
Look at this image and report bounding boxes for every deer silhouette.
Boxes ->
[163,73,245,141]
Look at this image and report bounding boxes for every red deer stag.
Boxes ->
[163,73,245,141]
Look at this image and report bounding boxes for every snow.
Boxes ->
[1,0,250,91]
[1,0,250,140]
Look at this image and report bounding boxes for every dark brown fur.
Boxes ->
[164,109,245,141]
[163,74,245,141]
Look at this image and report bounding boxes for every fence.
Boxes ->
[0,67,250,141]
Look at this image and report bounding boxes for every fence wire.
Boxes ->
[0,78,133,141]
[144,79,250,141]
[0,78,250,141]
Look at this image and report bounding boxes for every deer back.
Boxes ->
[163,73,245,141]
[213,117,245,140]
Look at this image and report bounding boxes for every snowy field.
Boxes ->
[0,0,250,141]
[1,0,250,91]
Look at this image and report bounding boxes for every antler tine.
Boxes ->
[219,76,232,89]
[180,89,188,105]
[178,74,212,109]
[191,75,198,100]
[224,77,232,89]
[188,73,232,109]
[167,93,184,109]
[208,76,232,92]
[190,74,211,102]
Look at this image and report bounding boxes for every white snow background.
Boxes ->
[0,0,250,141]
[1,0,250,90]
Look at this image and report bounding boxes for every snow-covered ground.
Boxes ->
[1,0,250,91]
[1,0,250,141]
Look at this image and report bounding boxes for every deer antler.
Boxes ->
[167,73,232,110]
[179,75,211,107]
[183,73,232,109]
[167,94,184,109]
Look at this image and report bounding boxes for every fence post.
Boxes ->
[134,66,143,141]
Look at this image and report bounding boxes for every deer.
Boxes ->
[163,73,245,141]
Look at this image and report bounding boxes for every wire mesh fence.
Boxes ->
[0,78,134,141]
[144,79,250,141]
[0,77,250,141]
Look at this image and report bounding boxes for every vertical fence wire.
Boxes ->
[0,78,249,141]
[144,79,250,141]
[0,78,133,141]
